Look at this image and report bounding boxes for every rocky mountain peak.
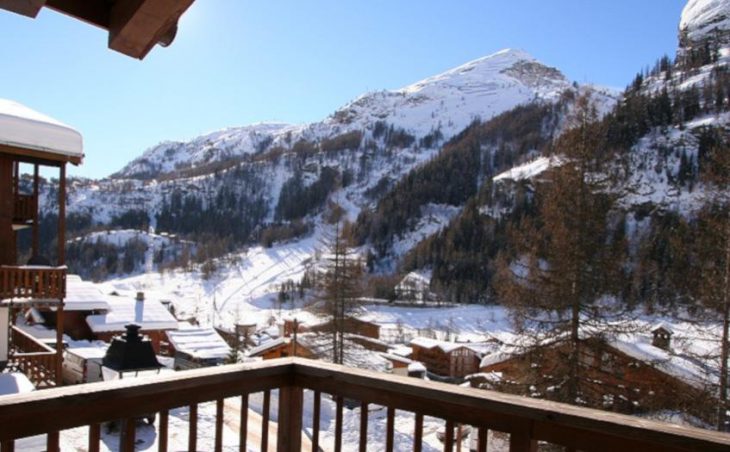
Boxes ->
[679,0,730,48]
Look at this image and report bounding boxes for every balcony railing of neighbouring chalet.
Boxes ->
[13,194,36,224]
[0,359,729,452]
[0,266,66,300]
[9,326,56,388]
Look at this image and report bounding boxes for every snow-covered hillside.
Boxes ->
[113,49,584,180]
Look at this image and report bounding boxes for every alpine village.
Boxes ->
[0,1,730,451]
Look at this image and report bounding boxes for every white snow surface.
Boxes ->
[0,373,34,396]
[86,295,178,333]
[115,49,577,179]
[492,155,562,182]
[680,0,730,44]
[0,98,83,159]
[166,327,230,360]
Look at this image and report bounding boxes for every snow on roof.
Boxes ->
[85,296,178,333]
[651,322,674,334]
[0,373,34,396]
[609,335,712,390]
[0,98,83,160]
[64,276,112,311]
[247,337,287,357]
[65,345,108,360]
[408,362,427,373]
[166,328,230,360]
[410,337,478,354]
[381,353,413,364]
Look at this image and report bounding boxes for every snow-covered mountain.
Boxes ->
[113,49,581,180]
[680,0,730,47]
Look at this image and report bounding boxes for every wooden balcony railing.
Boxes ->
[9,326,57,388]
[13,194,36,224]
[0,358,728,452]
[0,266,66,300]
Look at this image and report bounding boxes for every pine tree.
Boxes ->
[495,93,624,404]
[319,222,363,364]
[695,138,730,430]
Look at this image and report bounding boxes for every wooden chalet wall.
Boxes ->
[412,344,480,378]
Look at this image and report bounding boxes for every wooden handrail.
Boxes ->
[0,358,727,452]
[10,326,57,387]
[0,266,66,300]
[11,326,56,354]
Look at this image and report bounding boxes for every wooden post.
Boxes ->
[277,385,303,452]
[55,300,64,386]
[32,164,39,256]
[57,163,65,266]
[0,155,14,266]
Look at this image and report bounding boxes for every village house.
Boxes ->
[476,330,718,424]
[394,271,435,303]
[410,337,481,379]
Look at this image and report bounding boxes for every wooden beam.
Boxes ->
[45,0,108,28]
[0,0,46,18]
[0,144,81,166]
[109,0,194,59]
[57,163,65,266]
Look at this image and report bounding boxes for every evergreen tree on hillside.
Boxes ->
[694,139,730,430]
[319,222,363,364]
[494,94,624,404]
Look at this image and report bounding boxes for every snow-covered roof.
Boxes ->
[85,296,178,333]
[408,362,427,373]
[0,373,34,396]
[166,328,230,360]
[247,337,287,357]
[65,345,107,360]
[381,353,413,365]
[64,276,111,311]
[410,337,479,354]
[0,98,83,162]
[651,322,674,334]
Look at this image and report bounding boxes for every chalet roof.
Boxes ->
[167,327,230,360]
[410,337,479,354]
[247,337,287,357]
[63,275,111,311]
[651,322,674,335]
[0,98,83,164]
[86,295,178,333]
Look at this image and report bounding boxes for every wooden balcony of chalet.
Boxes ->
[0,358,728,452]
[0,265,66,301]
[7,326,57,388]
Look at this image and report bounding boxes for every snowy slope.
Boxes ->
[325,49,571,138]
[114,49,576,180]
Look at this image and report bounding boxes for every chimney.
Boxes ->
[136,291,145,302]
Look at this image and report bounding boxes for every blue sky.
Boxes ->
[1,1,686,178]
